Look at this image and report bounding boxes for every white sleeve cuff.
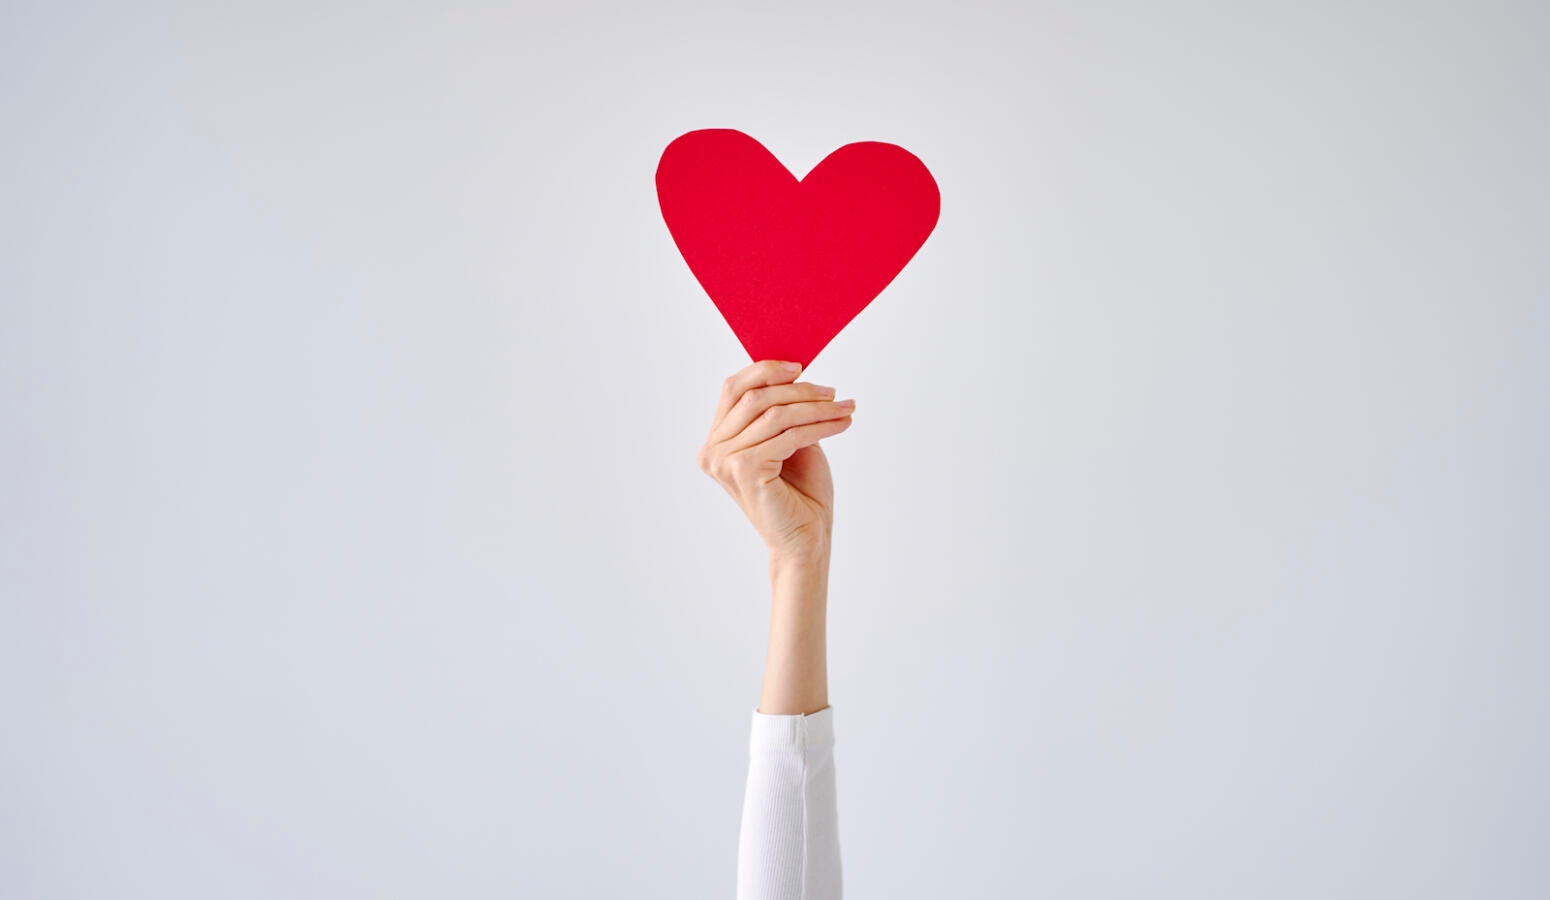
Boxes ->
[749,705,835,752]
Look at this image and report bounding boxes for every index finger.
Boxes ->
[713,359,804,426]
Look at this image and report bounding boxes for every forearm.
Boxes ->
[739,546,843,900]
[757,549,830,716]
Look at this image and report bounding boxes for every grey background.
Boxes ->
[3,1,1547,897]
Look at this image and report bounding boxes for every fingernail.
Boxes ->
[835,398,855,410]
[815,384,836,396]
[780,361,801,372]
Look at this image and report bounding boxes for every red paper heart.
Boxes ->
[656,129,940,369]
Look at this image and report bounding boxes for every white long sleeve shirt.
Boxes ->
[736,706,843,900]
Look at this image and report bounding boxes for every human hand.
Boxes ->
[696,360,856,565]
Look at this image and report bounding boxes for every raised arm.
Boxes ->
[696,359,854,900]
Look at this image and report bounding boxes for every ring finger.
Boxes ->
[709,381,837,444]
[725,397,856,454]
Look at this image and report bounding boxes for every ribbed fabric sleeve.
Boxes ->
[736,705,842,900]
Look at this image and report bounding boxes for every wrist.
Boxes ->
[769,519,832,566]
[769,543,830,578]
[769,547,829,612]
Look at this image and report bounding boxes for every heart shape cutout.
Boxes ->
[656,129,940,369]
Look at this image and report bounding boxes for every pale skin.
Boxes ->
[696,359,856,716]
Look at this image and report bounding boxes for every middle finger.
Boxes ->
[724,396,855,454]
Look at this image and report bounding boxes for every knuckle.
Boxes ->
[730,452,761,478]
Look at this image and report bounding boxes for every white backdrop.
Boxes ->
[3,2,1547,897]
